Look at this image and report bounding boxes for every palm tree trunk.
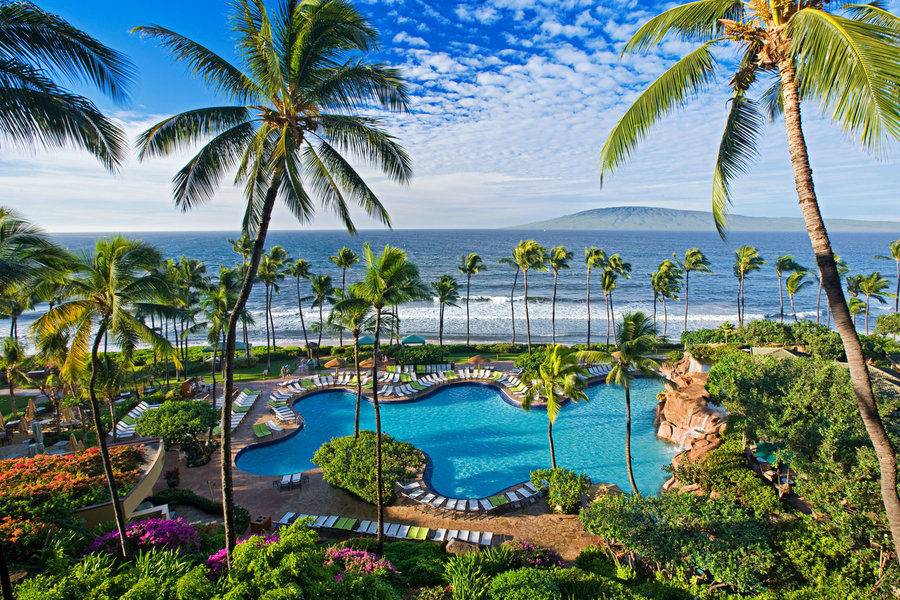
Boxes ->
[242,319,250,366]
[372,308,385,551]
[89,324,130,558]
[610,294,617,341]
[265,285,272,372]
[663,297,668,338]
[466,274,471,346]
[778,274,785,323]
[318,303,324,349]
[605,293,611,346]
[523,269,532,351]
[354,335,361,439]
[624,382,638,495]
[895,260,899,314]
[652,292,657,324]
[816,271,823,324]
[511,268,519,344]
[779,59,900,559]
[340,269,346,347]
[7,384,15,418]
[108,400,117,442]
[207,345,218,443]
[865,296,871,335]
[220,182,279,567]
[586,268,592,346]
[548,421,557,469]
[683,271,690,332]
[439,303,444,347]
[791,294,798,322]
[269,287,277,357]
[551,270,558,344]
[295,277,310,358]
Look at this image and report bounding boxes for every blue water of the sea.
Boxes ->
[6,229,897,343]
[234,380,675,497]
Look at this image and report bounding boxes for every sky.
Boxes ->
[2,0,898,232]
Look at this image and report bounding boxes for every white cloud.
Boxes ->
[393,31,429,47]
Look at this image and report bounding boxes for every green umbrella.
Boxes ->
[401,334,427,345]
[357,335,376,345]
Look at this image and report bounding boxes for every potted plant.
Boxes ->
[164,466,180,488]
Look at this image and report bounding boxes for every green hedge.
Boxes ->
[147,488,250,534]
[312,431,425,504]
[531,468,590,514]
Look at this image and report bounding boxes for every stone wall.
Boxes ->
[656,353,728,467]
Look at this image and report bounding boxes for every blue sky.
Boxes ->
[2,0,898,232]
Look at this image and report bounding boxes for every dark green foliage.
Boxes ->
[574,545,617,579]
[581,492,776,593]
[134,400,217,450]
[876,313,900,336]
[487,567,560,600]
[313,431,425,504]
[531,468,590,514]
[384,344,447,365]
[513,348,547,379]
[672,437,783,518]
[383,541,447,588]
[147,488,250,535]
[445,545,521,600]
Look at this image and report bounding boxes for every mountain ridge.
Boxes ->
[509,206,900,233]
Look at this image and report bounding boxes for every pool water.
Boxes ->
[235,381,677,497]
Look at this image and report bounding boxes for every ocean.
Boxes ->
[8,229,898,346]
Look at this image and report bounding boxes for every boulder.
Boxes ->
[445,539,480,555]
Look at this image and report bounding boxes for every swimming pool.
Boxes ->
[235,381,677,497]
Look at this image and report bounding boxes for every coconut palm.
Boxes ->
[513,240,547,351]
[603,253,631,345]
[680,247,712,332]
[134,0,410,561]
[32,237,176,559]
[596,0,900,550]
[0,2,133,173]
[93,354,128,442]
[201,267,245,405]
[499,255,520,344]
[258,246,287,367]
[0,208,70,291]
[774,255,802,323]
[523,345,588,469]
[431,275,459,347]
[858,272,890,335]
[330,247,359,346]
[651,259,681,337]
[328,290,372,438]
[849,297,866,330]
[229,233,254,363]
[584,247,606,347]
[580,312,661,495]
[733,246,765,326]
[719,321,735,344]
[547,246,573,344]
[876,240,900,314]
[457,252,485,346]
[785,270,811,322]
[288,259,312,354]
[352,243,422,551]
[0,337,30,417]
[308,274,336,350]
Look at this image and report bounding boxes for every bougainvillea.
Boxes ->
[206,533,280,575]
[324,546,397,580]
[87,517,200,555]
[502,540,563,568]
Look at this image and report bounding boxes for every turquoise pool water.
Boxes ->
[235,381,677,497]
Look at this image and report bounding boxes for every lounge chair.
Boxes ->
[266,420,284,432]
[253,423,272,438]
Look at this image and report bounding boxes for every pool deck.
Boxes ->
[154,375,602,560]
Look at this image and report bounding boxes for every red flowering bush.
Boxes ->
[87,517,200,555]
[324,546,397,581]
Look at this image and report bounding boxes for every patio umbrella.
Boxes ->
[324,357,344,369]
[467,355,488,364]
[357,335,376,346]
[401,334,427,345]
[359,357,376,368]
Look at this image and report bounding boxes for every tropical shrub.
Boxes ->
[382,541,447,588]
[445,545,520,600]
[876,313,900,336]
[206,532,279,575]
[386,344,447,365]
[487,567,560,600]
[147,487,250,536]
[530,467,590,514]
[500,540,561,568]
[573,545,616,579]
[313,431,425,504]
[581,492,776,593]
[134,400,217,457]
[324,546,397,579]
[88,517,200,555]
[513,348,546,379]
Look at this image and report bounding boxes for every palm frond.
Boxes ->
[135,106,252,160]
[624,0,740,53]
[599,41,718,183]
[231,0,285,97]
[312,60,409,112]
[314,138,391,227]
[790,8,900,149]
[318,114,412,183]
[301,140,355,232]
[711,94,765,237]
[0,2,134,102]
[842,2,900,30]
[131,25,256,101]
[277,127,315,224]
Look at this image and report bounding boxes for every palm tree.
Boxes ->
[858,272,890,335]
[0,337,30,417]
[651,259,681,337]
[774,255,802,323]
[328,290,372,438]
[603,253,631,345]
[523,345,588,469]
[431,275,459,347]
[877,241,900,314]
[230,233,254,364]
[0,2,133,173]
[457,252,485,346]
[499,255,520,344]
[93,354,128,442]
[513,240,547,351]
[733,246,765,326]
[584,247,606,347]
[308,274,335,350]
[581,312,661,495]
[785,270,811,322]
[547,246,573,344]
[201,267,244,405]
[680,247,712,332]
[134,0,410,563]
[258,246,287,368]
[352,243,422,550]
[849,297,866,331]
[0,207,69,290]
[32,237,176,559]
[719,321,735,344]
[330,247,359,346]
[596,0,900,551]
[288,259,312,355]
